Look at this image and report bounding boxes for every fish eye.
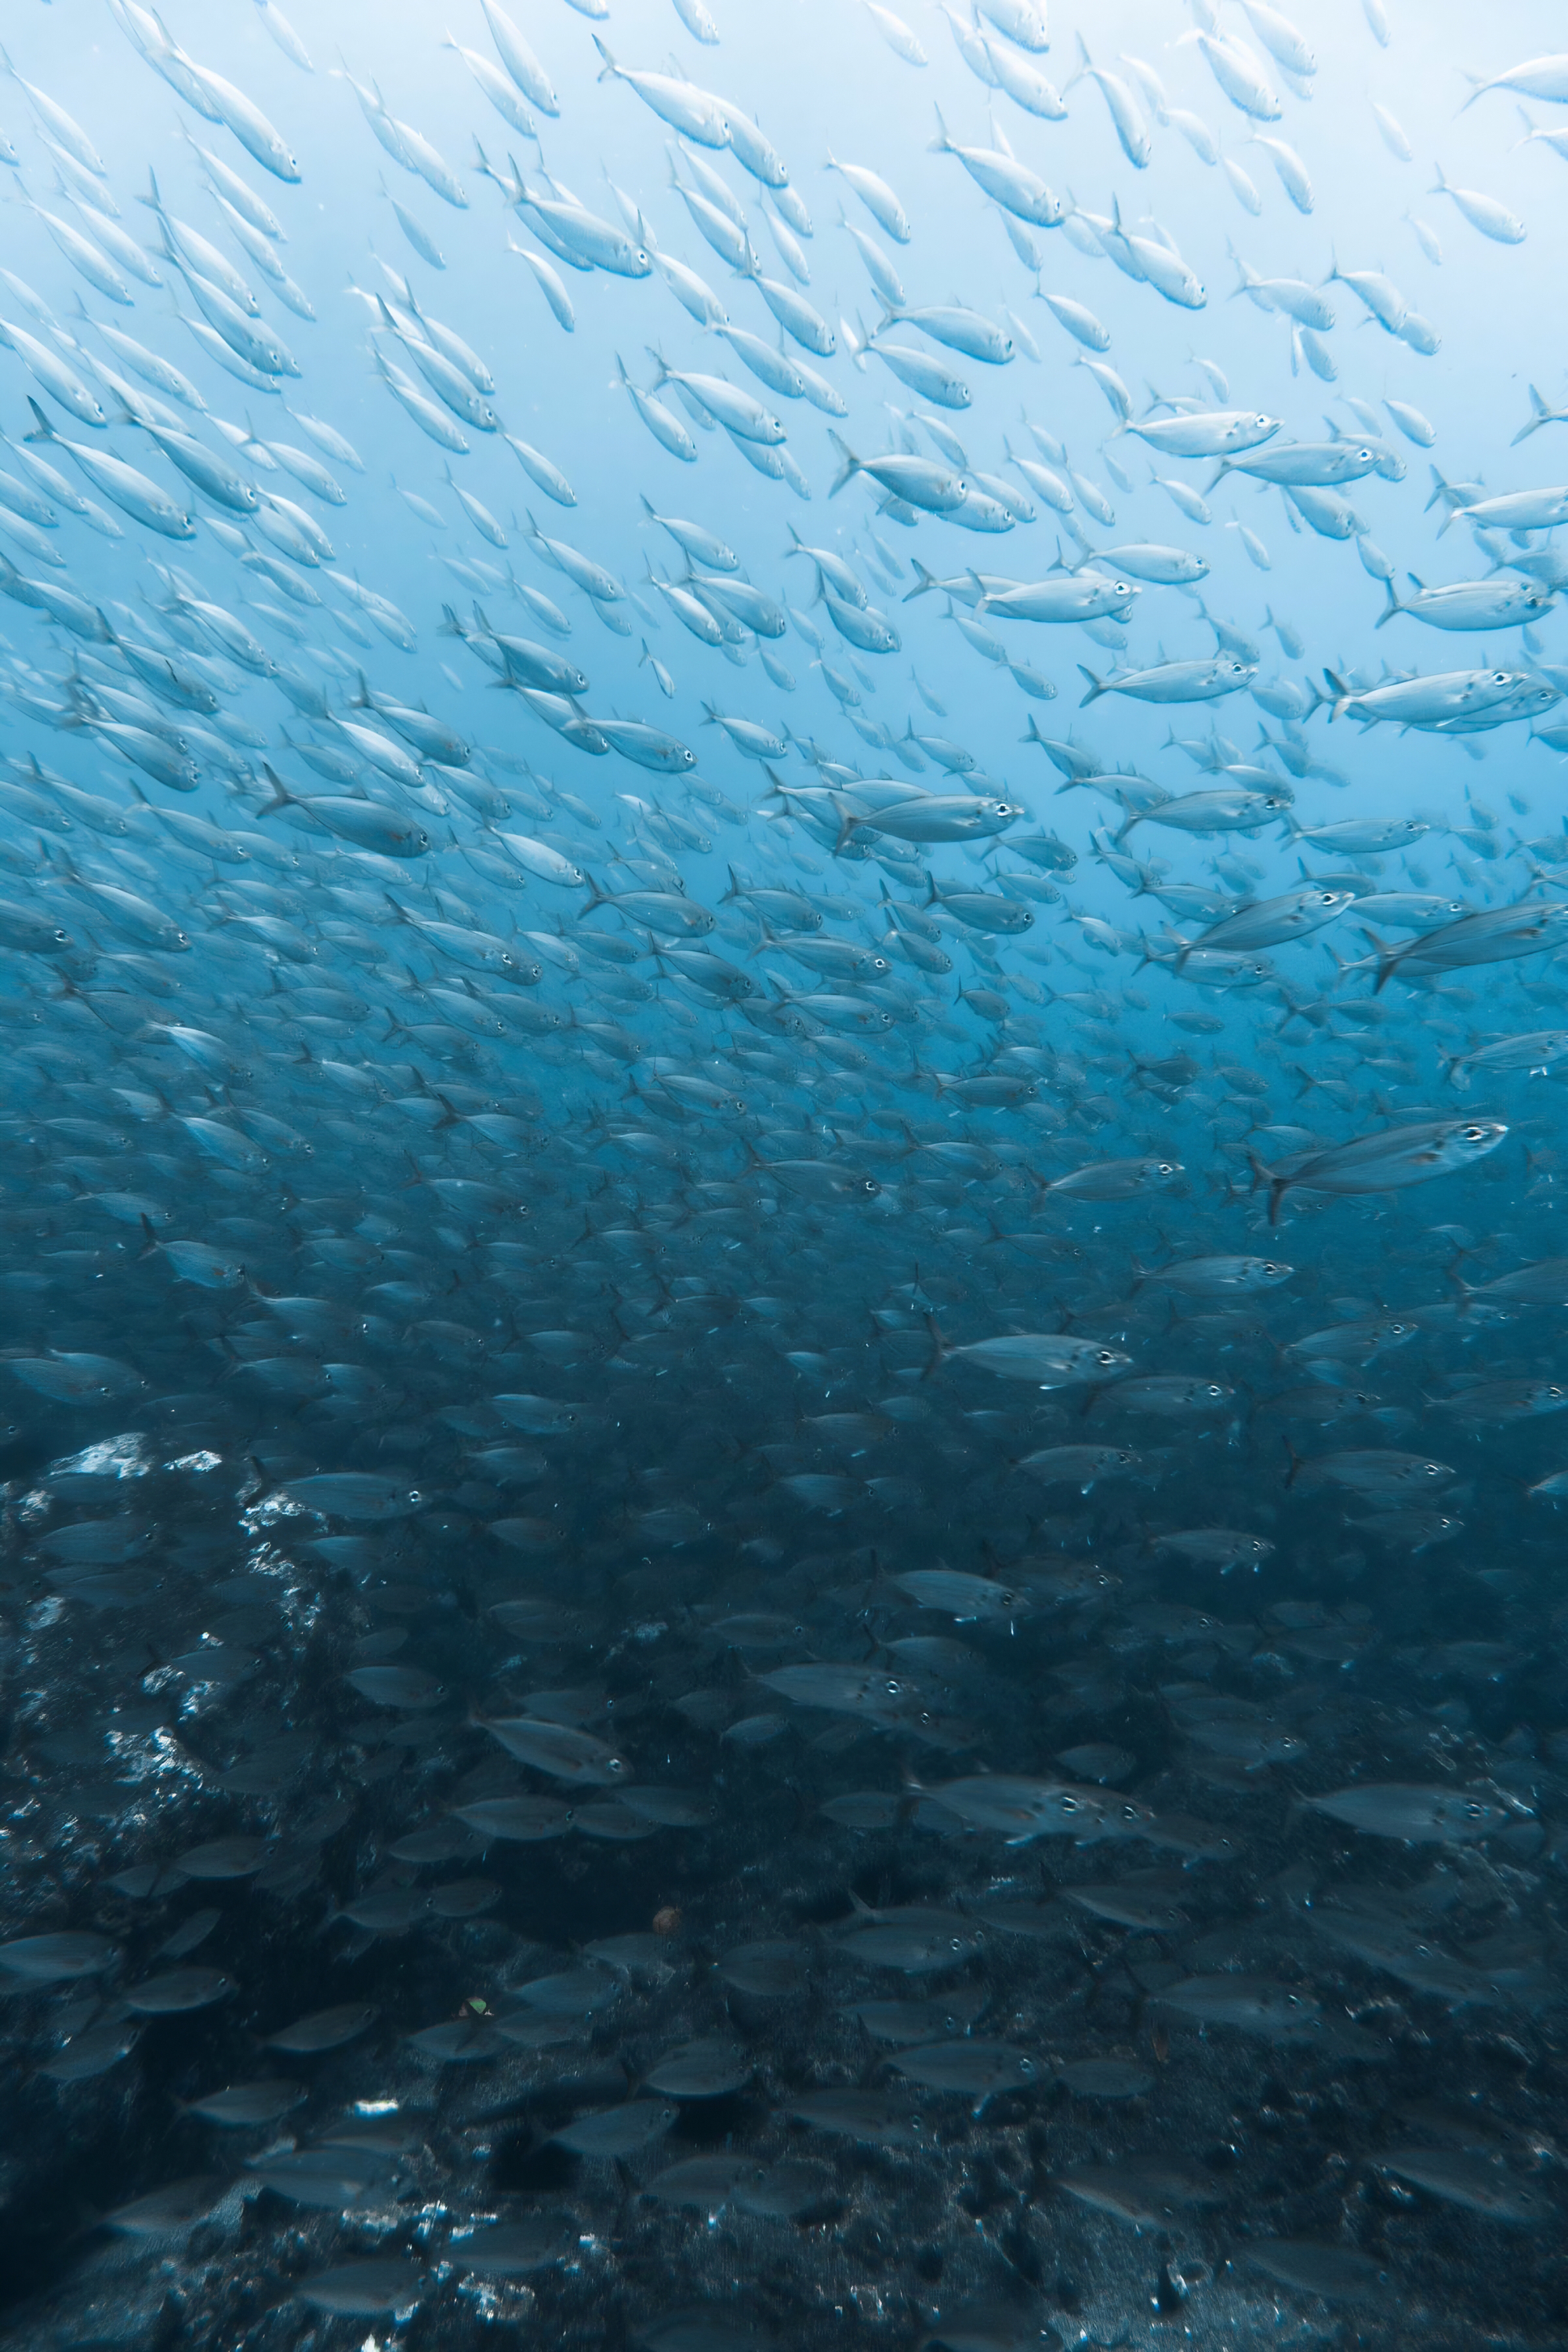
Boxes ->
[1096,1351,1119,1368]
[1462,1126,1488,1142]
[862,1178,878,1194]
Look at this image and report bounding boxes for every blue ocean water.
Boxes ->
[0,1,1566,2344]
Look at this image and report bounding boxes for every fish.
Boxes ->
[926,1775,1155,1843]
[1252,1118,1508,1221]
[1057,2158,1224,2228]
[550,2100,679,2158]
[1307,1783,1518,1842]
[1242,2241,1393,2304]
[1127,408,1281,459]
[0,1929,115,1982]
[925,1323,1131,1387]
[786,2089,930,2147]
[1372,901,1568,989]
[1158,1973,1326,2038]
[1080,655,1258,707]
[294,2259,426,2318]
[1371,2147,1554,2224]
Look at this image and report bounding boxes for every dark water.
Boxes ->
[0,2,1566,2346]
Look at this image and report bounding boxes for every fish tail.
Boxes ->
[1356,927,1399,992]
[830,793,862,855]
[827,430,859,496]
[257,762,296,816]
[1512,383,1550,445]
[1422,462,1455,513]
[1321,666,1352,720]
[893,1778,926,1831]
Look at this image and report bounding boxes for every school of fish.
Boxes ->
[1,0,1567,2346]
